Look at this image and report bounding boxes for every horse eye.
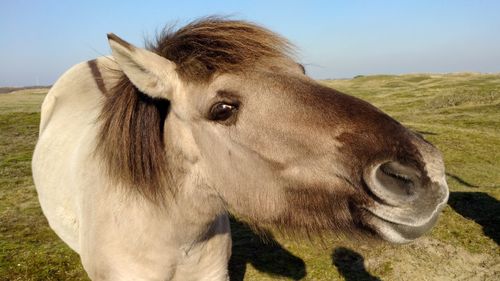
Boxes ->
[209,102,238,122]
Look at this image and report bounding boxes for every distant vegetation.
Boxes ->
[0,74,498,280]
[0,86,51,94]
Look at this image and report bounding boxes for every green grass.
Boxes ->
[0,92,88,280]
[1,74,499,280]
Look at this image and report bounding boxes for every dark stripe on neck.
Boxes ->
[88,59,107,95]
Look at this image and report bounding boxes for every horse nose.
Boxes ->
[364,161,423,206]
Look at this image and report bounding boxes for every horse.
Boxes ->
[32,18,449,280]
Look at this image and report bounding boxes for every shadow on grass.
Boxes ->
[228,217,306,281]
[332,247,381,281]
[446,173,479,188]
[448,192,499,244]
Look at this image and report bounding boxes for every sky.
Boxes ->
[1,0,499,86]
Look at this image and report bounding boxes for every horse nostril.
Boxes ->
[379,162,416,194]
[365,161,422,206]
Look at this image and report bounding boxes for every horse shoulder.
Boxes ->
[33,57,117,253]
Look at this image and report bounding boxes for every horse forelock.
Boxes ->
[148,16,296,82]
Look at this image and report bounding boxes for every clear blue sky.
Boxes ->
[1,0,499,86]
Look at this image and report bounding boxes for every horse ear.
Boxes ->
[107,33,179,100]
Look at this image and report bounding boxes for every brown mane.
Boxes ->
[96,18,294,202]
[149,17,294,82]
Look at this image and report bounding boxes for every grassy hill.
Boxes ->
[0,74,498,280]
[0,86,51,94]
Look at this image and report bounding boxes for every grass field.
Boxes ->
[1,73,499,280]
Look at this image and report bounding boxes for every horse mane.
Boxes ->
[149,17,294,82]
[96,17,294,202]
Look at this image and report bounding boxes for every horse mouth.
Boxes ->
[362,205,443,243]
